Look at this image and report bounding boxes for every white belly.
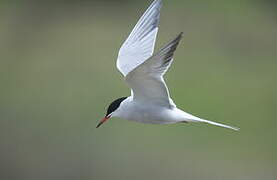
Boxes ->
[117,100,184,124]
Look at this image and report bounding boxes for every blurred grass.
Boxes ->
[0,0,277,179]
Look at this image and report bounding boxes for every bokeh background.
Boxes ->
[1,0,277,179]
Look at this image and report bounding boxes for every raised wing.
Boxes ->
[126,33,183,106]
[117,0,162,76]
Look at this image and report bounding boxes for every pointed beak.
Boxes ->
[96,116,110,128]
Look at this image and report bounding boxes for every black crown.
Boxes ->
[106,97,127,116]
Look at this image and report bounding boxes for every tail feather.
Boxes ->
[199,119,239,131]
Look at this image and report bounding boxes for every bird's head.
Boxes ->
[96,97,127,128]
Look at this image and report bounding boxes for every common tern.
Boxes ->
[97,0,239,131]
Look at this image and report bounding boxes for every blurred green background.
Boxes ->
[1,0,277,179]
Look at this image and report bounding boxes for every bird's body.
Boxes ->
[97,0,239,131]
[113,96,179,124]
[118,103,197,125]
[113,96,238,130]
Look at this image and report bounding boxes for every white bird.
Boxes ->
[97,0,239,131]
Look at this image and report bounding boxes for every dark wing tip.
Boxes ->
[176,32,184,41]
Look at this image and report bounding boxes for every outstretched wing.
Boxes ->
[117,0,162,76]
[126,33,183,106]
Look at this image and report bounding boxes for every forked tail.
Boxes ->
[199,119,239,131]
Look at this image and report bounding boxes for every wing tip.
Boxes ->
[147,0,163,17]
[153,0,163,6]
[177,32,184,40]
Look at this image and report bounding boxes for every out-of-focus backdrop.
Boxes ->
[1,0,277,179]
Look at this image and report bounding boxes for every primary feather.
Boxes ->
[117,0,162,76]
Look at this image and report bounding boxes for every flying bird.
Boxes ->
[97,0,239,131]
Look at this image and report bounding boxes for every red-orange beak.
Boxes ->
[96,116,110,128]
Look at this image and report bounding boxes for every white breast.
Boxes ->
[114,97,186,124]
